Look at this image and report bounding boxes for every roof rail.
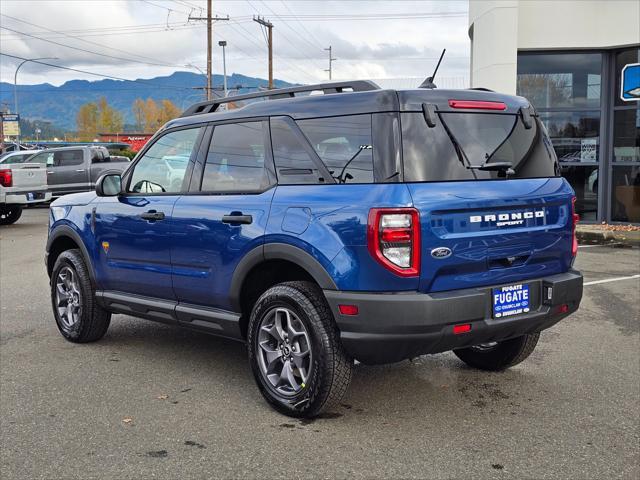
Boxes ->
[181,80,380,117]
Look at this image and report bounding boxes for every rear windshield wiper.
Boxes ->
[468,161,515,177]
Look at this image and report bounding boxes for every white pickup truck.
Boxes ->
[0,164,51,225]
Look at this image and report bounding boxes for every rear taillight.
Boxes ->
[367,208,420,277]
[571,196,579,257]
[448,99,507,110]
[0,169,12,187]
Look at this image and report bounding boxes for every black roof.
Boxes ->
[166,80,531,131]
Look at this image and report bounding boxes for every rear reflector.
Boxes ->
[555,304,569,314]
[453,324,471,334]
[448,99,507,111]
[338,304,359,316]
[571,196,579,257]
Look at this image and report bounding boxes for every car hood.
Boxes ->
[51,191,98,207]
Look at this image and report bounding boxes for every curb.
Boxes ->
[577,228,640,247]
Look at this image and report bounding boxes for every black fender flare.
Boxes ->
[46,225,97,287]
[229,243,338,312]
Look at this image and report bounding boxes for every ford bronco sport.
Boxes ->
[46,81,583,417]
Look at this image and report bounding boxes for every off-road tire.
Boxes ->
[0,205,23,225]
[454,333,540,371]
[247,281,353,418]
[51,249,111,342]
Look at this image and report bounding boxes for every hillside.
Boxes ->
[0,71,294,131]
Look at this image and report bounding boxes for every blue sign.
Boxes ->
[492,283,530,318]
[621,63,640,102]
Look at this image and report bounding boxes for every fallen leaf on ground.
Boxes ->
[157,395,168,400]
[122,417,133,424]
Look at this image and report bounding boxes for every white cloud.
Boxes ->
[0,0,470,85]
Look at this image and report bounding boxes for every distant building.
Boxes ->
[98,133,153,152]
[468,0,640,224]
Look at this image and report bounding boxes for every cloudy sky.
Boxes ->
[0,0,470,87]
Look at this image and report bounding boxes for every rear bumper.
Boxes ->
[3,190,51,205]
[324,270,583,364]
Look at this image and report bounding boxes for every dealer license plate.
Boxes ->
[492,283,530,318]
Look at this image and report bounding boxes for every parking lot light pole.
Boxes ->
[218,41,228,97]
[14,57,57,146]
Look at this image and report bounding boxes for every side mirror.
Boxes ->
[96,172,122,197]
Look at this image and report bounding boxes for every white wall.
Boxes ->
[469,0,519,93]
[469,0,640,94]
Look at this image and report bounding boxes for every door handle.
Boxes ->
[140,210,165,221]
[222,213,253,225]
[47,171,54,174]
[75,169,86,172]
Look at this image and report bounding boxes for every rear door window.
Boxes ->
[270,117,324,184]
[402,112,558,182]
[54,150,84,167]
[201,121,272,193]
[297,115,374,184]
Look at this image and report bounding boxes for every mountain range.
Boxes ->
[0,71,294,132]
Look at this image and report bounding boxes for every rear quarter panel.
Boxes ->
[267,184,419,291]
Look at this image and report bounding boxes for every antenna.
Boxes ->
[419,48,446,89]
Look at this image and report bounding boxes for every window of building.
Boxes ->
[517,53,602,109]
[297,115,374,184]
[201,121,271,193]
[518,52,603,222]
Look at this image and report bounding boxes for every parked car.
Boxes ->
[1,164,51,225]
[45,81,583,417]
[0,149,42,165]
[27,146,129,197]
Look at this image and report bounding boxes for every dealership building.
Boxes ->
[469,0,640,224]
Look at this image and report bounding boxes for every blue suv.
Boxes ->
[46,81,583,417]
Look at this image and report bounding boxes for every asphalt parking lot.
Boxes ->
[1,208,638,479]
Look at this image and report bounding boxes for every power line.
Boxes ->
[278,0,325,50]
[0,52,194,91]
[0,14,188,69]
[0,24,186,69]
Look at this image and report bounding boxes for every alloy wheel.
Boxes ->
[256,307,312,396]
[55,266,82,330]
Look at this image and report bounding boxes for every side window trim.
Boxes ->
[271,116,336,184]
[121,125,205,196]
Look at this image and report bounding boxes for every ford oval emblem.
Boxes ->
[431,247,452,259]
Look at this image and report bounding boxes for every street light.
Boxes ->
[14,57,57,146]
[185,63,208,100]
[218,41,227,97]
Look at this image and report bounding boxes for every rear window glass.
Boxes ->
[402,112,558,182]
[297,115,374,184]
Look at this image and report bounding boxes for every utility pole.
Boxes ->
[189,2,229,100]
[324,46,337,80]
[253,16,274,89]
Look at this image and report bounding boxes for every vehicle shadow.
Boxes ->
[96,315,549,421]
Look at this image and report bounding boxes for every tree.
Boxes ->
[96,97,124,133]
[132,98,145,131]
[76,102,98,140]
[143,98,160,131]
[159,99,181,125]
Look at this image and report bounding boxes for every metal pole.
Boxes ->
[206,0,212,101]
[219,41,228,97]
[13,57,57,147]
[268,24,273,89]
[324,46,336,80]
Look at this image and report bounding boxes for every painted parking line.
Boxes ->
[584,274,640,286]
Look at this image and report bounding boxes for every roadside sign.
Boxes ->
[621,63,640,102]
[1,114,20,136]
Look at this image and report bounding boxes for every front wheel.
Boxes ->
[453,333,540,371]
[0,205,23,225]
[51,249,111,342]
[247,281,353,418]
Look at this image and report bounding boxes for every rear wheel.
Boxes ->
[0,205,23,225]
[51,249,111,342]
[247,281,353,418]
[454,333,540,371]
